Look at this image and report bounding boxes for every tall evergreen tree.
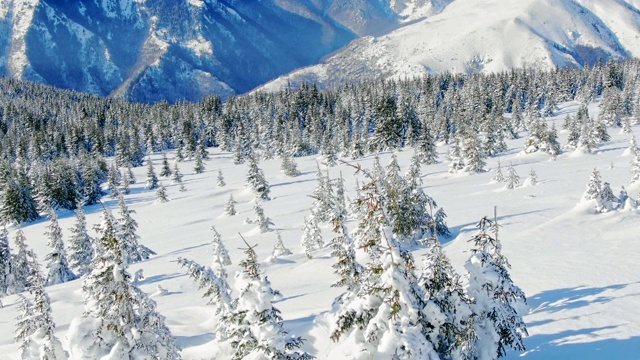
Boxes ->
[211,226,232,269]
[68,204,94,277]
[145,157,159,190]
[245,155,271,201]
[68,211,181,359]
[0,226,11,298]
[116,195,155,264]
[465,216,528,359]
[8,228,31,294]
[222,240,313,360]
[160,152,173,177]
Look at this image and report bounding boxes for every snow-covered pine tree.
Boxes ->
[247,202,274,233]
[8,228,31,294]
[524,168,538,187]
[463,132,487,173]
[156,182,170,203]
[583,168,602,201]
[280,153,301,177]
[171,161,183,184]
[222,239,313,360]
[448,138,465,173]
[68,211,181,359]
[505,163,520,189]
[175,257,233,316]
[330,164,439,359]
[415,126,439,164]
[125,165,136,184]
[217,168,226,187]
[15,250,69,359]
[329,198,363,296]
[225,194,237,216]
[630,152,640,185]
[598,182,620,212]
[211,226,232,269]
[492,160,506,183]
[300,215,323,259]
[310,163,333,223]
[145,157,159,190]
[107,162,122,198]
[160,152,172,177]
[418,234,474,360]
[270,231,292,260]
[116,194,155,264]
[44,209,77,286]
[67,204,94,277]
[0,227,11,298]
[465,216,528,359]
[193,148,206,174]
[245,155,271,201]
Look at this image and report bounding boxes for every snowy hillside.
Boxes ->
[259,0,640,92]
[1,97,639,359]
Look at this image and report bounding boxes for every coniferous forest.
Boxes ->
[1,58,640,359]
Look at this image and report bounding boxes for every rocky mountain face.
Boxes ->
[0,0,441,102]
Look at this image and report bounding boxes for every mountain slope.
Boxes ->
[258,0,640,92]
[0,0,445,102]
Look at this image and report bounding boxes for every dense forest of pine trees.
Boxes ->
[0,57,639,358]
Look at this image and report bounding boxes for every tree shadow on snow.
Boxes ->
[515,328,640,360]
[528,283,636,314]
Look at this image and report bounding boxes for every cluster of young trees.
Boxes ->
[2,58,640,226]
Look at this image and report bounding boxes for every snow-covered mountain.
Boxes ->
[0,0,442,103]
[259,0,640,92]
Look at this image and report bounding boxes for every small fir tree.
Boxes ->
[525,168,538,187]
[176,257,233,316]
[160,152,172,177]
[246,202,274,233]
[281,154,301,177]
[217,169,226,187]
[492,160,506,183]
[271,231,292,259]
[211,226,232,269]
[300,215,323,259]
[44,209,77,286]
[225,194,237,216]
[193,149,206,174]
[156,183,170,203]
[145,157,159,190]
[506,163,520,189]
[171,161,183,184]
[245,155,271,200]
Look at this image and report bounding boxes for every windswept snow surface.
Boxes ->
[1,99,640,359]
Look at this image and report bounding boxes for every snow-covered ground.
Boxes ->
[1,99,640,359]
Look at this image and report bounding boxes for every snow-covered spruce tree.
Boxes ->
[171,161,183,184]
[270,231,292,261]
[246,202,274,233]
[246,155,271,201]
[107,162,122,198]
[8,228,31,294]
[145,157,159,190]
[300,215,323,259]
[583,168,602,202]
[225,194,237,216]
[463,132,487,173]
[330,164,439,359]
[125,165,136,184]
[116,194,155,264]
[465,216,528,359]
[15,250,69,359]
[492,160,506,183]
[631,152,640,185]
[44,209,77,286]
[505,163,520,190]
[156,182,170,203]
[222,239,313,360]
[68,211,181,359]
[175,257,233,317]
[217,168,226,187]
[280,153,301,177]
[0,171,39,225]
[121,170,131,195]
[67,204,94,277]
[524,168,538,187]
[0,226,11,298]
[310,163,334,224]
[598,182,621,213]
[329,196,364,298]
[193,148,206,174]
[415,126,439,165]
[418,233,474,360]
[448,138,465,173]
[211,226,232,269]
[160,152,172,177]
